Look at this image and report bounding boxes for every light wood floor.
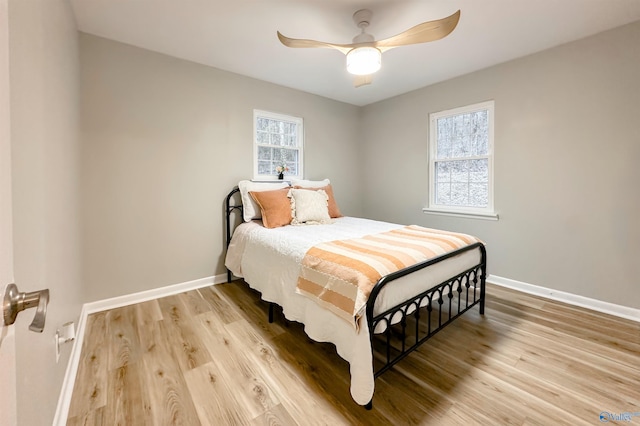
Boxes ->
[67,281,640,425]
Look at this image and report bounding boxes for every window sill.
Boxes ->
[422,208,499,221]
[252,176,302,182]
[251,179,291,183]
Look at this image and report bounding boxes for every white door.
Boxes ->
[0,0,17,424]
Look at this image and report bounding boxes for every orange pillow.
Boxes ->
[293,184,342,218]
[249,188,292,228]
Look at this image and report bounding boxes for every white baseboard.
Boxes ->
[488,274,640,323]
[53,273,228,425]
[82,274,228,315]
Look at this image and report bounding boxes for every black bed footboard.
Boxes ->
[365,242,486,378]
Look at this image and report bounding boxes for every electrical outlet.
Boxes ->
[55,330,61,363]
[55,321,75,363]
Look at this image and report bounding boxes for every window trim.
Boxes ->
[427,100,496,217]
[253,109,304,180]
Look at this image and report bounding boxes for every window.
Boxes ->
[254,110,303,180]
[427,101,496,218]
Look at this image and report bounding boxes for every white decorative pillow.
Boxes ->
[289,178,330,189]
[238,180,290,222]
[288,188,331,225]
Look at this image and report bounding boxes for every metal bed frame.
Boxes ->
[224,186,487,409]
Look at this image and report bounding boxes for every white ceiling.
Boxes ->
[70,0,640,106]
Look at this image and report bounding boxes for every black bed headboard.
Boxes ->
[224,187,242,283]
[225,186,242,249]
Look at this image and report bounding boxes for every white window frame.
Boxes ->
[253,109,304,180]
[425,100,498,220]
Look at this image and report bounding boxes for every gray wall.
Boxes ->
[360,21,640,309]
[80,22,640,309]
[9,0,82,424]
[79,34,362,302]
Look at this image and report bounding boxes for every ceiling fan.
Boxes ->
[277,9,461,88]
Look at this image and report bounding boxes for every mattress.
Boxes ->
[224,216,481,405]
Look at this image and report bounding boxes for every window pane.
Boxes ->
[258,161,272,175]
[435,183,451,205]
[450,160,469,182]
[451,183,469,206]
[437,118,452,159]
[437,109,489,159]
[273,148,285,164]
[451,118,471,157]
[476,137,488,157]
[435,160,488,208]
[257,131,269,144]
[257,146,272,160]
[285,122,295,135]
[257,118,268,131]
[469,159,488,183]
[270,133,282,146]
[469,183,488,207]
[471,110,489,156]
[283,149,298,162]
[436,161,451,183]
[258,147,300,176]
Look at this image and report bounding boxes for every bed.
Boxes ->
[224,181,486,408]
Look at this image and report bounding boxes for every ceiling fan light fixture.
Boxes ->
[346,47,381,75]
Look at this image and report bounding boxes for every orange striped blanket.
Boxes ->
[295,225,481,330]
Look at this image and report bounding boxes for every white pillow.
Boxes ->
[289,178,330,189]
[238,180,290,222]
[288,188,331,225]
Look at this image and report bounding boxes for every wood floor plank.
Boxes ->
[103,362,150,425]
[439,403,499,426]
[66,406,104,426]
[372,369,451,424]
[137,319,202,425]
[157,294,213,372]
[183,361,253,425]
[249,403,297,426]
[197,285,243,325]
[105,306,142,371]
[211,282,287,340]
[67,312,108,420]
[194,311,281,419]
[68,281,640,426]
[134,299,163,326]
[180,289,214,316]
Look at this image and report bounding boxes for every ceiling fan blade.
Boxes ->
[374,10,460,51]
[277,32,353,55]
[354,74,373,88]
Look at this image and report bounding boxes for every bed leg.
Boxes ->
[227,269,231,283]
[268,303,274,323]
[365,400,373,410]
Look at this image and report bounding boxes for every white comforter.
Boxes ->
[224,217,480,405]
